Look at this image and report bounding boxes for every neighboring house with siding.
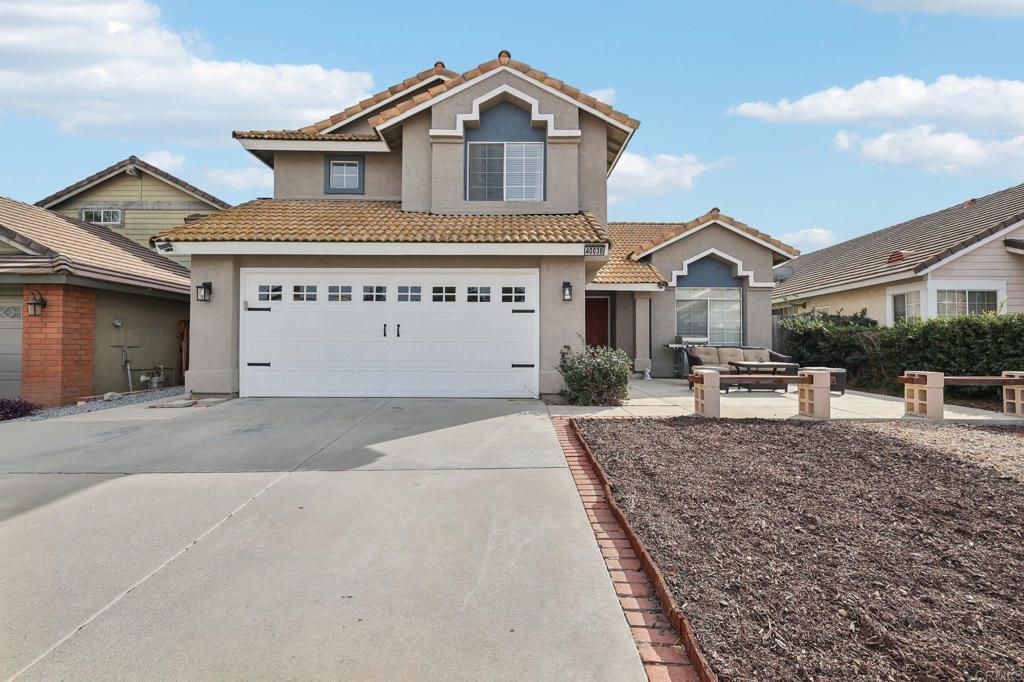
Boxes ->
[154,51,796,398]
[36,156,230,268]
[0,197,190,406]
[773,183,1024,325]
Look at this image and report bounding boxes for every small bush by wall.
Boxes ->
[558,344,633,405]
[0,397,39,421]
[779,311,1024,397]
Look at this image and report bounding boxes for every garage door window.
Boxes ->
[501,286,526,303]
[257,285,282,301]
[467,286,491,303]
[0,305,20,318]
[327,285,352,302]
[432,286,456,302]
[398,285,422,302]
[293,285,317,301]
[363,285,386,302]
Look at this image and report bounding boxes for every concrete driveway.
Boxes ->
[0,398,645,681]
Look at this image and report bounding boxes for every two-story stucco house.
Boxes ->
[155,52,797,398]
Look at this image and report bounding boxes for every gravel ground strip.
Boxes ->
[576,417,1024,682]
[5,387,185,423]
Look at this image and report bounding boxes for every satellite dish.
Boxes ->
[773,265,795,283]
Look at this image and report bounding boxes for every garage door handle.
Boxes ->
[247,307,271,312]
[512,309,535,314]
[247,362,271,367]
[397,324,400,338]
[511,363,535,368]
[383,323,387,337]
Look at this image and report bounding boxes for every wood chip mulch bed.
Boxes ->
[574,416,1024,682]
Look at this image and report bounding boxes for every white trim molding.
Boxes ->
[156,241,595,257]
[585,282,664,292]
[884,281,927,326]
[917,218,1024,275]
[429,83,582,140]
[771,270,921,304]
[632,220,796,261]
[318,75,450,135]
[1007,243,1024,256]
[38,164,225,211]
[669,248,776,289]
[926,277,1007,318]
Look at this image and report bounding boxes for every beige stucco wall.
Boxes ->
[273,150,402,201]
[93,289,189,394]
[185,254,586,396]
[775,278,923,324]
[401,111,432,212]
[578,113,608,227]
[929,224,1024,313]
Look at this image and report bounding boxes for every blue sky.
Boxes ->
[2,0,1024,252]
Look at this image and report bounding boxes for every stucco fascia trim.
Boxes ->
[585,282,663,291]
[428,83,582,140]
[632,220,795,261]
[318,75,450,134]
[236,139,391,153]
[670,248,776,289]
[157,241,593,256]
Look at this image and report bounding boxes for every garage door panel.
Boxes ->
[240,269,539,398]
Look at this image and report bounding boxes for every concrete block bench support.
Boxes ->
[797,370,831,420]
[901,371,945,419]
[692,369,720,418]
[1005,371,1024,417]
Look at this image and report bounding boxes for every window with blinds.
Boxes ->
[467,142,543,201]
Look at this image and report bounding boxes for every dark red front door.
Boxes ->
[585,297,610,347]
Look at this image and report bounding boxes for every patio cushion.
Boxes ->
[696,364,732,373]
[690,346,719,365]
[743,348,770,362]
[717,347,746,365]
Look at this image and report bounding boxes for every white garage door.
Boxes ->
[0,296,23,399]
[239,268,540,398]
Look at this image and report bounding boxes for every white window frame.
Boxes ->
[329,160,360,190]
[891,290,922,324]
[674,287,743,346]
[466,141,544,202]
[80,208,122,226]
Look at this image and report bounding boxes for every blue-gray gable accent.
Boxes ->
[675,256,742,288]
[464,101,546,200]
[324,154,365,195]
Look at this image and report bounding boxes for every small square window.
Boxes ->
[81,208,122,225]
[398,285,422,302]
[432,286,456,302]
[363,285,386,302]
[328,285,352,302]
[258,284,282,301]
[467,286,491,303]
[501,286,526,303]
[293,284,317,301]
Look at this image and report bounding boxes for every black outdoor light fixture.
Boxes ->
[562,281,573,302]
[196,281,213,302]
[26,290,47,316]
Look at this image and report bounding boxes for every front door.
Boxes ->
[585,297,609,347]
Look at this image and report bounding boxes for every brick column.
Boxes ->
[21,284,96,407]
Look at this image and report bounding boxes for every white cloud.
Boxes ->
[730,75,1024,134]
[848,0,1024,15]
[834,125,1024,173]
[778,228,837,252]
[0,0,374,143]
[142,149,185,173]
[607,152,728,204]
[202,165,274,193]
[588,88,617,105]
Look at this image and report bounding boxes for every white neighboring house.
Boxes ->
[773,183,1024,325]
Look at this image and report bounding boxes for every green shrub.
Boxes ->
[779,311,1024,398]
[0,397,39,421]
[558,344,633,405]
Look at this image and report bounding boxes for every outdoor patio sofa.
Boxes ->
[682,345,794,388]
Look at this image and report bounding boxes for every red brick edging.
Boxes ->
[553,417,718,682]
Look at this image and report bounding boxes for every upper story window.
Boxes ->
[81,209,122,226]
[324,155,364,195]
[467,142,544,202]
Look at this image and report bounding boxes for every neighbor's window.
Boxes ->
[327,285,352,302]
[292,285,317,302]
[363,285,386,302]
[467,286,491,303]
[80,209,122,225]
[892,291,921,323]
[937,289,998,317]
[432,286,456,302]
[467,142,543,201]
[501,286,526,303]
[675,287,742,346]
[398,285,421,302]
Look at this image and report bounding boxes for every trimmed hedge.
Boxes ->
[779,311,1024,396]
[558,344,633,405]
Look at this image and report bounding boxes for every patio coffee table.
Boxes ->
[727,361,800,392]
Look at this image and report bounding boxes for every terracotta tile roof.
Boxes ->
[368,51,640,131]
[154,199,607,244]
[36,156,230,210]
[0,196,190,294]
[629,209,800,261]
[232,130,381,142]
[776,182,1024,299]
[300,63,459,134]
[592,223,669,285]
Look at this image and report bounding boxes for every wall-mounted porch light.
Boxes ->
[26,290,47,316]
[562,281,573,302]
[196,281,213,302]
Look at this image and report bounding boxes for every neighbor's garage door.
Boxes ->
[0,296,23,399]
[239,269,539,398]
